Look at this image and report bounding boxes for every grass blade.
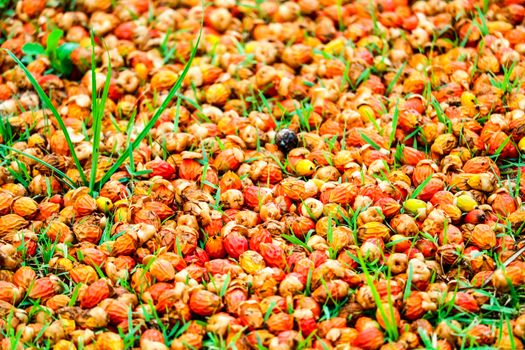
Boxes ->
[386,62,406,95]
[4,49,88,186]
[89,32,112,195]
[0,145,76,188]
[282,234,312,252]
[357,255,399,340]
[410,174,433,199]
[97,19,204,186]
[388,103,399,149]
[479,244,525,288]
[359,132,381,150]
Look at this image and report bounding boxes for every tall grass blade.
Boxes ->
[389,103,399,149]
[89,32,112,195]
[4,50,88,186]
[97,21,204,186]
[359,132,381,150]
[410,174,433,199]
[0,145,76,188]
[358,255,399,340]
[386,62,406,95]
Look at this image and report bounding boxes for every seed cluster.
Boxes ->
[1,0,525,349]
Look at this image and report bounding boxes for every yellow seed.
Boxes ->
[205,34,221,46]
[295,159,316,177]
[151,70,178,91]
[460,91,477,108]
[239,251,266,274]
[79,37,91,48]
[134,63,148,81]
[357,35,383,50]
[245,42,257,54]
[357,222,390,241]
[358,105,375,122]
[96,196,113,213]
[323,38,345,55]
[60,319,76,333]
[430,134,457,155]
[487,21,513,34]
[519,137,525,152]
[374,56,390,72]
[310,178,325,189]
[304,37,322,48]
[28,133,46,148]
[456,194,478,212]
[467,173,496,192]
[113,199,129,208]
[403,199,426,215]
[114,207,129,223]
[205,83,230,105]
[54,340,75,350]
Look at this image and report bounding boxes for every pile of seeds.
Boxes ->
[1,0,525,349]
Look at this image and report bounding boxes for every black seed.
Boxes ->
[275,128,298,154]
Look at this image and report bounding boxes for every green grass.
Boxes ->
[3,15,203,197]
[0,144,77,188]
[282,230,313,253]
[359,132,381,150]
[386,62,406,96]
[97,27,203,187]
[388,103,399,149]
[5,50,88,185]
[410,174,433,199]
[358,255,399,341]
[89,31,112,195]
[22,27,79,76]
[325,216,339,259]
[3,0,525,349]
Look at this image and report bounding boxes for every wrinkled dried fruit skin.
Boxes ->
[223,232,248,259]
[0,281,21,303]
[13,266,36,290]
[0,214,28,239]
[80,279,111,308]
[352,327,385,350]
[259,243,286,269]
[28,276,61,300]
[189,290,222,316]
[4,0,525,346]
[145,159,175,179]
